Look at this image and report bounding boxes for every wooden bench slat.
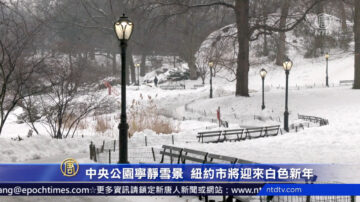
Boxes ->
[183,148,208,156]
[159,145,255,166]
[198,131,223,134]
[235,159,254,164]
[207,154,237,163]
[196,134,222,138]
[162,145,183,151]
[160,151,181,158]
[181,156,206,163]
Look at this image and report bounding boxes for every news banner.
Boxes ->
[0,158,359,196]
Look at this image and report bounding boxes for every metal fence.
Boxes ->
[89,140,165,164]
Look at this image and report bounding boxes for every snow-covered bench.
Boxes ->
[339,80,353,85]
[222,128,246,142]
[192,84,204,89]
[244,125,281,139]
[197,125,280,144]
[159,145,253,164]
[298,114,329,126]
[197,130,223,143]
[197,128,247,143]
[290,121,310,132]
[197,128,245,143]
[158,145,253,202]
[159,85,185,90]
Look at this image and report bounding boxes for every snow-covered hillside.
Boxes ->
[196,13,354,91]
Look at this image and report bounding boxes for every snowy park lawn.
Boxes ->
[179,86,360,165]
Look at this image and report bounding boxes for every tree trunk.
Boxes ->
[125,51,130,85]
[140,53,147,76]
[0,122,4,136]
[314,2,324,56]
[112,51,117,75]
[57,112,62,139]
[262,2,269,56]
[235,0,250,97]
[90,47,95,60]
[173,55,176,68]
[354,0,360,89]
[339,0,347,33]
[128,46,136,84]
[68,52,73,71]
[188,56,198,80]
[263,34,268,56]
[275,0,289,65]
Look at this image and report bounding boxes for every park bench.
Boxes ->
[181,148,209,163]
[192,84,204,89]
[205,153,238,164]
[298,114,329,126]
[339,80,353,85]
[290,122,310,132]
[159,85,185,90]
[159,145,253,165]
[158,145,254,202]
[197,128,245,143]
[159,145,183,163]
[158,145,242,164]
[197,130,223,143]
[244,125,281,139]
[197,126,280,144]
[222,128,246,142]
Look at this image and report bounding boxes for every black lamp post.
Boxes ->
[325,53,329,87]
[114,14,133,164]
[260,68,267,110]
[283,59,293,132]
[209,61,214,99]
[135,63,140,86]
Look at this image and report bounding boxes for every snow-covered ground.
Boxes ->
[1,49,358,164]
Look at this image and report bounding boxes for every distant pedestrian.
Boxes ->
[154,76,158,87]
[217,106,221,127]
[27,129,33,138]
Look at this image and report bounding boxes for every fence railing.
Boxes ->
[89,137,175,164]
[89,140,116,163]
[298,114,329,126]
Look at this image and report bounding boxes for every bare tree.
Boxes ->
[36,59,100,139]
[354,0,360,89]
[17,96,41,135]
[275,0,290,65]
[150,0,325,96]
[338,0,348,33]
[0,2,46,135]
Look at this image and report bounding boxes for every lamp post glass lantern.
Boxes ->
[209,61,214,98]
[260,69,267,110]
[283,59,292,132]
[114,14,133,164]
[325,53,329,87]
